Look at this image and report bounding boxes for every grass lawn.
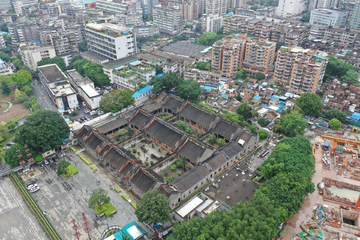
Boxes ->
[62,165,78,178]
[93,203,117,217]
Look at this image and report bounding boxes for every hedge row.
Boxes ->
[77,153,90,164]
[114,186,121,193]
[121,193,130,201]
[71,147,76,152]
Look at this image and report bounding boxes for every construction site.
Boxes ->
[286,128,360,240]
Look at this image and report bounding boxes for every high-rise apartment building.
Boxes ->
[153,5,182,35]
[85,23,136,61]
[350,0,360,30]
[19,45,56,71]
[275,0,309,18]
[243,40,276,75]
[309,0,338,11]
[206,0,227,16]
[211,36,246,78]
[274,46,328,94]
[41,31,78,56]
[0,0,12,11]
[8,23,40,44]
[202,14,223,33]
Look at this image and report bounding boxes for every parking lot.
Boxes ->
[9,150,150,240]
[0,177,46,240]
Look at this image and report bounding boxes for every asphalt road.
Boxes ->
[31,81,57,111]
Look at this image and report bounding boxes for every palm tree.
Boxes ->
[122,234,130,240]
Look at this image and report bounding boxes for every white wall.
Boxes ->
[115,35,135,59]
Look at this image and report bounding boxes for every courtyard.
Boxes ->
[123,138,170,166]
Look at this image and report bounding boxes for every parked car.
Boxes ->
[30,185,40,193]
[44,159,49,165]
[54,157,59,162]
[90,111,96,116]
[23,168,31,174]
[82,102,86,107]
[85,117,90,121]
[49,159,54,164]
[26,181,37,190]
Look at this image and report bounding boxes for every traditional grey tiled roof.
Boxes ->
[131,168,157,193]
[172,165,209,192]
[212,119,244,141]
[85,133,103,150]
[77,126,90,139]
[178,140,206,163]
[142,102,162,113]
[103,149,128,170]
[97,118,128,133]
[221,142,243,159]
[163,96,183,112]
[145,120,183,148]
[205,153,228,171]
[130,111,150,129]
[179,103,217,128]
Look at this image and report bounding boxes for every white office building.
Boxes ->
[309,0,338,11]
[67,70,102,110]
[275,0,310,17]
[0,59,13,75]
[310,9,348,34]
[202,14,223,33]
[85,23,136,61]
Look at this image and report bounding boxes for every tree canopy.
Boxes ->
[15,110,70,152]
[258,117,268,127]
[255,72,265,80]
[329,118,341,130]
[198,32,223,46]
[0,52,10,62]
[301,12,310,22]
[57,160,70,175]
[236,69,247,80]
[89,188,111,210]
[324,55,359,84]
[69,55,110,86]
[295,92,323,117]
[78,41,88,52]
[149,72,183,94]
[99,89,134,113]
[0,23,8,32]
[258,129,269,140]
[274,110,307,137]
[135,190,171,225]
[4,143,37,168]
[195,62,211,71]
[237,103,252,120]
[37,57,67,72]
[178,79,202,100]
[324,109,346,123]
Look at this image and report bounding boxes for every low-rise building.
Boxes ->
[132,85,154,105]
[133,23,159,37]
[0,59,13,75]
[184,68,221,85]
[67,69,102,110]
[38,64,79,110]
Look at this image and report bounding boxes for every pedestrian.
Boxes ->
[86,189,87,193]
[85,198,87,202]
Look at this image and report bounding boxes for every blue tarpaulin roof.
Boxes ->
[219,93,228,98]
[132,85,153,98]
[122,30,131,34]
[270,96,279,101]
[279,102,286,107]
[253,96,262,100]
[351,112,360,121]
[129,60,141,65]
[264,106,269,109]
[247,84,253,87]
[224,13,233,17]
[277,108,284,112]
[114,65,125,70]
[156,73,164,77]
[204,85,217,90]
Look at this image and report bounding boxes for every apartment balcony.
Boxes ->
[293,81,301,86]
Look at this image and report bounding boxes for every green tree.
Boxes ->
[37,57,67,72]
[15,89,28,102]
[4,144,37,168]
[175,121,193,133]
[1,47,12,54]
[149,72,183,94]
[236,95,242,101]
[3,34,11,44]
[11,69,32,89]
[29,96,41,111]
[258,117,268,127]
[258,129,269,140]
[274,110,307,137]
[69,54,83,69]
[295,92,323,117]
[155,65,163,75]
[2,82,10,94]
[324,55,359,83]
[5,119,19,130]
[15,110,70,152]
[329,118,341,130]
[208,133,216,143]
[99,89,135,113]
[325,109,346,123]
[255,72,265,80]
[56,160,70,175]
[23,85,33,95]
[12,58,24,70]
[340,69,359,85]
[237,102,252,120]
[196,62,211,71]
[217,138,225,147]
[236,69,247,79]
[78,41,88,52]
[89,188,111,210]
[250,6,259,10]
[0,23,8,32]
[83,61,110,86]
[135,190,171,225]
[301,12,310,22]
[0,52,10,62]
[168,217,203,240]
[198,32,218,46]
[178,79,202,100]
[250,125,257,134]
